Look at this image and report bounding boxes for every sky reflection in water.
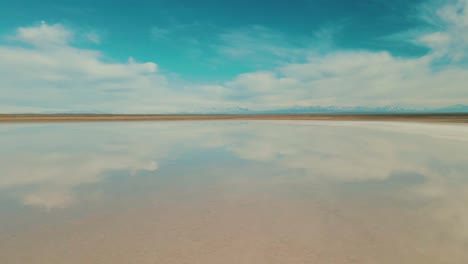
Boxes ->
[1,121,468,263]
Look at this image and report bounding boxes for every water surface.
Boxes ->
[1,121,468,263]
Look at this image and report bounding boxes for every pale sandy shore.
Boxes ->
[1,114,468,123]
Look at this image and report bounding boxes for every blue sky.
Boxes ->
[0,0,467,113]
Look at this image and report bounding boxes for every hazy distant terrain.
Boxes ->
[1,114,468,123]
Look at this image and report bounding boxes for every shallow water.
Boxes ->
[1,121,468,263]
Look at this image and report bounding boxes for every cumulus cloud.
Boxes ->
[15,21,72,47]
[274,51,467,107]
[0,22,221,113]
[215,1,468,108]
[0,0,468,113]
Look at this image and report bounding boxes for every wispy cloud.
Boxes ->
[214,0,468,108]
[417,0,468,61]
[215,25,312,64]
[85,31,101,44]
[150,26,171,41]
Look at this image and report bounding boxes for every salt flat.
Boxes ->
[1,121,467,263]
[1,114,468,123]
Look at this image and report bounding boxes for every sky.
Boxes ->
[0,0,467,113]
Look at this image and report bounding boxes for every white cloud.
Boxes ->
[0,22,222,113]
[1,0,468,113]
[213,0,468,108]
[219,35,468,108]
[200,0,466,109]
[418,0,468,60]
[16,21,72,48]
[225,71,298,100]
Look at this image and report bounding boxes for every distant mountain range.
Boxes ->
[12,104,468,115]
[186,104,468,114]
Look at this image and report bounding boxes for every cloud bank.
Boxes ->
[0,1,468,112]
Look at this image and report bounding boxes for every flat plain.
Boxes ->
[1,120,468,264]
[1,114,468,123]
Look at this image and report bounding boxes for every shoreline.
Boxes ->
[1,114,468,123]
